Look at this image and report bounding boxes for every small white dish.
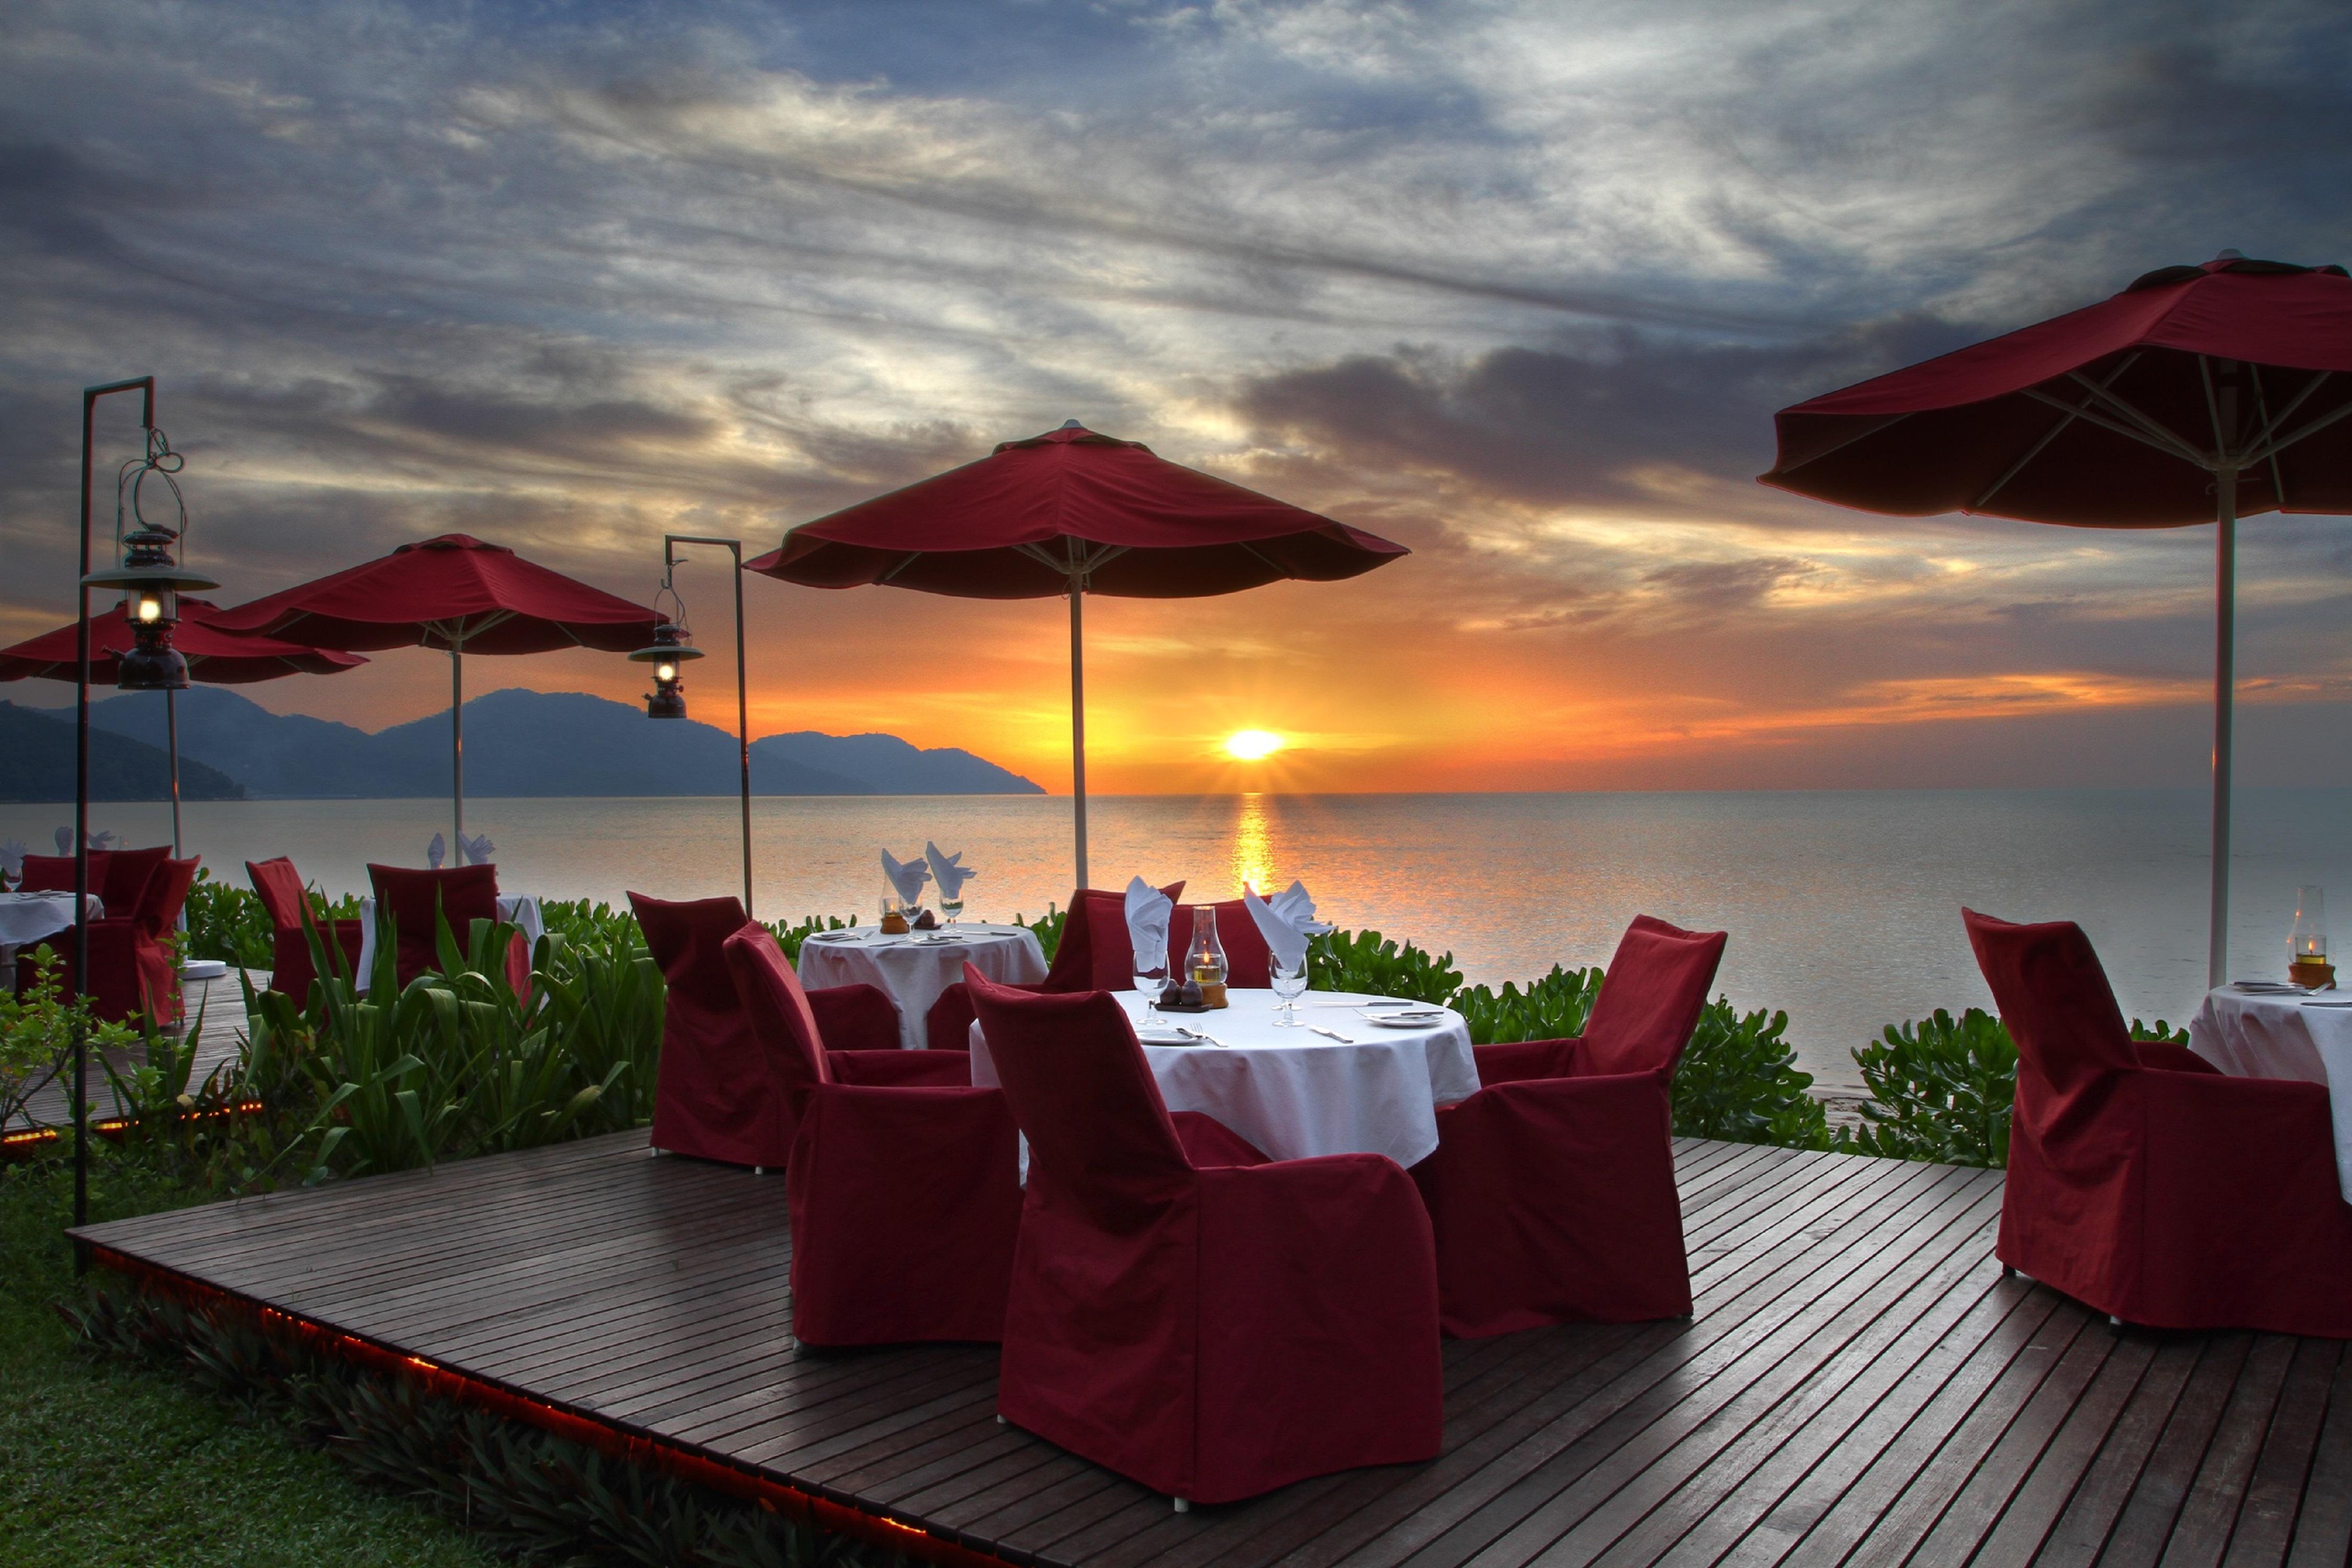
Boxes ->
[1365,1009,1447,1028]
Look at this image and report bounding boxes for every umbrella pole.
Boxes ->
[166,685,182,859]
[1070,584,1088,890]
[451,647,466,863]
[2208,471,2239,987]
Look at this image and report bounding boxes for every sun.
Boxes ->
[1224,730,1285,761]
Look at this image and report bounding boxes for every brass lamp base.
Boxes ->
[2290,959,2336,990]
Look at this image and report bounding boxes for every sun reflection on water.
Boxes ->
[1229,793,1275,895]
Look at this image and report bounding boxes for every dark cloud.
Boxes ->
[1232,315,1978,511]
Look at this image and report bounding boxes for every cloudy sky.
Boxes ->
[4,0,2349,793]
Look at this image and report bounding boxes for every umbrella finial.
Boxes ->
[1060,418,1083,429]
[2216,247,2246,262]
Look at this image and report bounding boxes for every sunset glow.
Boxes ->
[1225,731,1286,762]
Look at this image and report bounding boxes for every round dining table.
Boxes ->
[799,922,1049,1051]
[2189,982,2352,1200]
[968,988,1480,1170]
[0,890,103,975]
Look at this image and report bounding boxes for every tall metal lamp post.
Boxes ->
[628,534,754,916]
[68,378,215,1253]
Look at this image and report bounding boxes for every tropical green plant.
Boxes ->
[764,912,861,965]
[1837,1007,2016,1167]
[1310,928,1463,1003]
[1674,1001,1830,1148]
[1454,965,1603,1045]
[182,868,275,968]
[1,947,141,1133]
[238,903,661,1184]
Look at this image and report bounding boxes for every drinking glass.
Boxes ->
[939,889,965,924]
[1271,948,1310,1025]
[1133,946,1169,1013]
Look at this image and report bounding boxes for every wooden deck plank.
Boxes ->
[69,1131,2350,1568]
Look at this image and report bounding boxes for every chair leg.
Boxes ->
[1173,1498,1190,1514]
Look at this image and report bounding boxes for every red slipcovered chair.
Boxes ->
[1965,907,2352,1336]
[923,880,1185,1051]
[1163,898,1273,988]
[364,862,534,994]
[247,857,364,1002]
[965,967,1442,1507]
[721,926,1019,1343]
[631,892,953,1169]
[1411,915,1725,1336]
[15,848,195,1025]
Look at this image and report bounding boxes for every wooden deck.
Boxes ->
[71,1131,2352,1567]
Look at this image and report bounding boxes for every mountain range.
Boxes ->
[5,688,1042,800]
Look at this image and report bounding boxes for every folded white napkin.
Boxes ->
[426,833,447,870]
[1264,880,1331,935]
[1243,883,1314,973]
[459,831,495,866]
[925,842,977,901]
[882,849,932,905]
[89,830,116,851]
[52,827,72,856]
[1125,876,1173,974]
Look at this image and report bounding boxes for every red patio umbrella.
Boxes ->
[209,534,659,861]
[1760,252,2352,983]
[748,422,1408,885]
[0,598,366,855]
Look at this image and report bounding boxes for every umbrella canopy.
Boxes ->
[210,534,660,861]
[1760,253,2352,983]
[749,423,1409,884]
[0,599,365,856]
[0,598,366,684]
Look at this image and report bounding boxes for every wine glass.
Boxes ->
[939,886,965,924]
[1133,944,1169,1014]
[1271,947,1310,1026]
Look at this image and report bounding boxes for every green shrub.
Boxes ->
[3,947,143,1132]
[1675,1002,1830,1149]
[1454,965,1602,1045]
[1310,928,1463,1003]
[183,869,273,968]
[1837,1008,2016,1167]
[762,912,860,965]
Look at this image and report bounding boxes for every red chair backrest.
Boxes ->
[629,891,753,1013]
[20,846,171,914]
[367,862,500,981]
[1163,900,1274,990]
[246,857,309,931]
[721,925,835,1123]
[965,967,1194,1228]
[1961,907,2136,1097]
[1044,881,1186,991]
[1578,914,1728,1077]
[138,859,199,937]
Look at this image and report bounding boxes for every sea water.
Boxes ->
[10,787,2349,1093]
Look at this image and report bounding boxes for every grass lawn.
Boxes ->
[0,1152,497,1568]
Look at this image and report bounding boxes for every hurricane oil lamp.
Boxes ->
[1185,905,1229,1009]
[2290,886,2334,988]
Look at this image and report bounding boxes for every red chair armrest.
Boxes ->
[1472,1036,1584,1086]
[829,1048,971,1088]
[1171,1110,1270,1168]
[809,982,902,1051]
[2132,1040,2220,1075]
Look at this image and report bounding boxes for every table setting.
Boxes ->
[2188,883,2352,1198]
[794,845,1047,1048]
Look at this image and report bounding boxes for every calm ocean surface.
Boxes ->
[11,788,2350,1093]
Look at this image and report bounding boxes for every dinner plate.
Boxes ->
[1365,1009,1448,1029]
[2231,981,2308,993]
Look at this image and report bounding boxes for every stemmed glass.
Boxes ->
[1271,947,1311,1026]
[1133,945,1169,1016]
[939,887,965,924]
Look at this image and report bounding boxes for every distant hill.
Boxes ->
[0,701,247,803]
[46,687,1042,799]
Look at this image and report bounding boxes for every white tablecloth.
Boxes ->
[0,892,102,950]
[0,892,104,972]
[353,895,546,993]
[2189,985,2352,1201]
[969,989,1480,1170]
[798,923,1048,1050]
